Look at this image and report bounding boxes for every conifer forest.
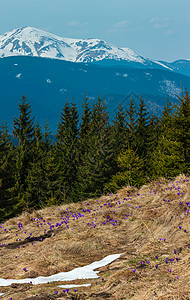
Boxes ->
[1,90,190,222]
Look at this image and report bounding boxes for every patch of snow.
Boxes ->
[154,60,173,71]
[58,284,91,288]
[0,26,148,64]
[159,80,181,96]
[116,72,128,78]
[59,88,68,93]
[145,72,152,80]
[0,253,122,287]
[16,73,22,79]
[79,69,87,73]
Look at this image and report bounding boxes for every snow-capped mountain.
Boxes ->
[0,26,162,68]
[156,59,190,77]
[1,27,190,133]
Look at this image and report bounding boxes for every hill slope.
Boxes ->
[0,175,189,299]
[1,56,190,132]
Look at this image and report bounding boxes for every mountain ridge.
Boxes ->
[1,26,190,77]
[1,26,190,132]
[0,26,169,70]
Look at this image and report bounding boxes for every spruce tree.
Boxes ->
[77,96,92,199]
[13,96,34,145]
[146,113,160,178]
[44,146,61,206]
[174,89,190,173]
[12,96,35,213]
[151,97,183,178]
[0,123,16,221]
[78,97,114,198]
[111,103,128,158]
[105,145,144,192]
[79,95,92,156]
[56,101,79,202]
[135,96,149,160]
[126,97,137,150]
[25,122,47,209]
[44,121,52,153]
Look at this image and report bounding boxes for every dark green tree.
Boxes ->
[79,95,92,156]
[44,146,62,206]
[43,121,52,153]
[126,97,137,150]
[55,101,79,202]
[105,145,144,193]
[135,96,149,158]
[151,97,183,178]
[25,122,47,209]
[174,89,190,173]
[0,123,16,221]
[13,96,34,145]
[12,96,35,213]
[78,97,114,198]
[111,103,128,158]
[146,113,160,178]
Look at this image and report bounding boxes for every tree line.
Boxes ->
[1,90,190,221]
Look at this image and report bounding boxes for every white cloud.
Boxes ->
[67,21,89,29]
[67,21,80,27]
[149,17,160,24]
[107,20,130,34]
[114,20,130,28]
[164,29,174,36]
[150,17,170,24]
[153,23,168,29]
[149,17,171,30]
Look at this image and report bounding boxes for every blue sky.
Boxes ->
[1,0,190,62]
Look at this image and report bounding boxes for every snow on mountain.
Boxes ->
[153,60,173,71]
[0,26,150,65]
[0,27,77,61]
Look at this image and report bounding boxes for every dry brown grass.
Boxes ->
[0,175,190,299]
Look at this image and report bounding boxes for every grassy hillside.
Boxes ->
[0,175,189,299]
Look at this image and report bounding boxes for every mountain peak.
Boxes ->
[1,26,177,70]
[0,26,151,65]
